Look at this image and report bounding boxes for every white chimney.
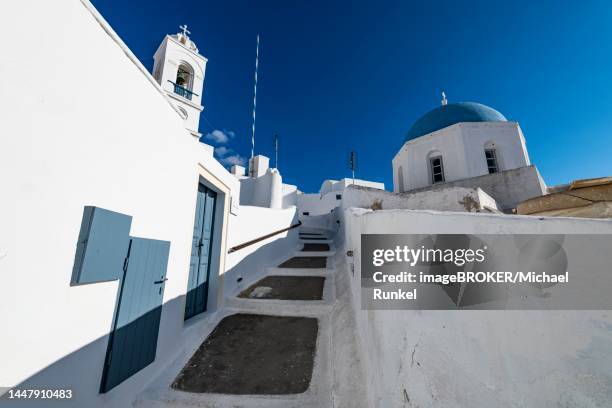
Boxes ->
[248,155,269,178]
[231,165,245,177]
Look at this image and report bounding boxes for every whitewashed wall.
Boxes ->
[340,185,499,213]
[320,178,385,195]
[404,165,547,210]
[238,169,295,209]
[282,183,298,208]
[340,208,612,407]
[0,1,297,406]
[297,192,342,217]
[393,122,530,192]
[297,179,385,219]
[224,205,298,297]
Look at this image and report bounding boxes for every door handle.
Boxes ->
[154,278,168,284]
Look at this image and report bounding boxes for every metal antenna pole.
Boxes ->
[250,35,260,176]
[349,151,357,185]
[274,133,279,169]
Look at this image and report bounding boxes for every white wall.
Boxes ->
[298,178,385,219]
[0,1,296,406]
[238,168,292,209]
[282,183,298,208]
[405,165,547,210]
[320,178,385,195]
[297,191,343,218]
[340,208,612,407]
[340,185,499,213]
[224,205,299,297]
[393,122,530,192]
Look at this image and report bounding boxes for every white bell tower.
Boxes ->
[152,25,207,138]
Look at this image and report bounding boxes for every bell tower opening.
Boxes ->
[176,64,193,90]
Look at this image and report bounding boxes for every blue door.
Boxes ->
[184,183,217,320]
[100,237,170,393]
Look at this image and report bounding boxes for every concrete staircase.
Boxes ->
[136,228,349,408]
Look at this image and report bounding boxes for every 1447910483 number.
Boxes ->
[6,388,73,399]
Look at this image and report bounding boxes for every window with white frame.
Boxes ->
[485,149,499,174]
[429,156,445,184]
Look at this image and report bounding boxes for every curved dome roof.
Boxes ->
[405,102,507,142]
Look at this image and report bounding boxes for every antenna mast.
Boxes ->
[273,133,279,169]
[250,35,260,176]
[348,151,357,185]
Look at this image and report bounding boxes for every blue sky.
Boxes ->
[93,0,612,193]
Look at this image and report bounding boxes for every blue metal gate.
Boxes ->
[184,183,217,320]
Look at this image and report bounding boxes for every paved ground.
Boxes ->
[238,276,325,300]
[278,256,327,268]
[172,314,318,395]
[301,243,330,252]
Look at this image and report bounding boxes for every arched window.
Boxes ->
[176,63,194,91]
[427,151,445,184]
[484,141,499,174]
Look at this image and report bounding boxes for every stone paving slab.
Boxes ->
[278,256,327,269]
[301,243,330,252]
[172,314,318,395]
[238,276,325,300]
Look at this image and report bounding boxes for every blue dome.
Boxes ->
[405,102,507,142]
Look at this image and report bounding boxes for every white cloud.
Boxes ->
[221,154,246,166]
[205,129,242,166]
[215,146,232,157]
[204,129,236,144]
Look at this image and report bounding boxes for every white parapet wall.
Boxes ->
[403,165,547,210]
[341,185,500,213]
[339,208,612,407]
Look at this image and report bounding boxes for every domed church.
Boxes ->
[392,94,546,210]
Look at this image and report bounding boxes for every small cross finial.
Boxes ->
[441,91,448,106]
[179,24,191,37]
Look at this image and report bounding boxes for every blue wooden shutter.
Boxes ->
[71,207,132,285]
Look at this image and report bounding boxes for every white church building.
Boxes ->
[392,97,546,210]
[1,1,611,408]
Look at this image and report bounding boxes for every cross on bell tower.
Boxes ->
[179,24,190,37]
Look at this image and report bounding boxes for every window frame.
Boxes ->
[485,148,499,174]
[429,155,445,184]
